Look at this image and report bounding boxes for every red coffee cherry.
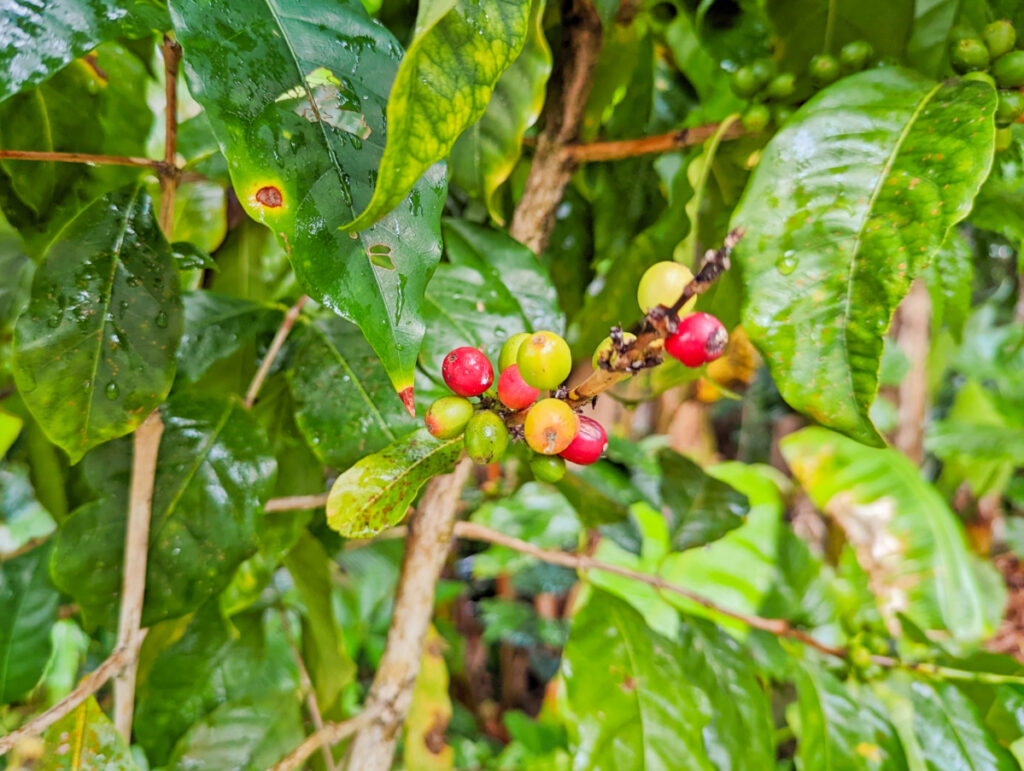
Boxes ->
[497,364,540,410]
[441,347,494,397]
[559,416,607,465]
[665,312,728,367]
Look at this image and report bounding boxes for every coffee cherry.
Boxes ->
[559,416,607,465]
[749,57,777,88]
[772,104,795,126]
[517,331,572,391]
[983,20,1016,59]
[592,332,637,369]
[765,72,796,99]
[464,410,508,465]
[809,54,840,86]
[839,40,873,72]
[637,261,695,314]
[442,347,493,397]
[665,312,728,367]
[731,65,761,98]
[524,398,579,455]
[497,364,540,410]
[996,89,1024,126]
[530,454,566,483]
[950,38,990,73]
[996,126,1014,151]
[742,104,771,133]
[993,51,1024,87]
[424,396,474,439]
[498,332,530,371]
[962,70,997,87]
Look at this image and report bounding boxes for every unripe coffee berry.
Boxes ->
[839,40,873,72]
[765,72,796,99]
[994,51,1024,87]
[559,416,607,465]
[530,454,566,483]
[809,54,840,86]
[517,331,572,391]
[497,365,540,410]
[592,332,637,369]
[524,398,579,455]
[424,396,474,439]
[742,104,771,133]
[665,312,728,367]
[464,410,509,465]
[996,89,1024,126]
[442,347,493,397]
[950,38,991,74]
[983,20,1016,59]
[637,261,696,314]
[498,332,530,371]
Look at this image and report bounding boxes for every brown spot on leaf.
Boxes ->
[424,713,448,754]
[255,186,283,208]
[621,675,637,692]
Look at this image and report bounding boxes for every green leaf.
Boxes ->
[0,234,32,334]
[421,220,564,381]
[734,71,995,445]
[0,0,165,104]
[906,0,960,77]
[207,218,297,304]
[343,0,532,230]
[0,463,56,551]
[135,605,299,765]
[41,697,139,770]
[13,186,182,464]
[169,0,448,399]
[404,624,455,771]
[791,664,908,770]
[282,532,355,710]
[0,545,59,703]
[50,394,277,627]
[657,448,748,550]
[561,590,713,771]
[782,426,1003,642]
[449,0,552,223]
[166,695,304,771]
[287,316,417,469]
[176,292,283,384]
[326,428,463,538]
[926,229,972,342]
[168,179,228,255]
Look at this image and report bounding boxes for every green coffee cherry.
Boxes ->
[749,57,777,88]
[840,40,873,72]
[809,54,841,86]
[464,410,509,465]
[530,454,566,483]
[997,89,1024,126]
[730,65,761,98]
[993,50,1024,87]
[983,20,1017,59]
[950,38,991,73]
[962,70,997,87]
[765,72,796,99]
[772,104,795,126]
[517,331,573,391]
[424,396,475,439]
[741,103,771,132]
[499,332,531,371]
[996,126,1014,151]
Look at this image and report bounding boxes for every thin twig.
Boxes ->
[158,35,183,238]
[566,121,747,163]
[281,612,337,771]
[113,411,164,739]
[0,150,165,169]
[265,491,328,512]
[243,295,309,409]
[270,711,376,771]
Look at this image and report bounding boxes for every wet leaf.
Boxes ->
[0,545,59,703]
[657,448,748,551]
[41,697,139,770]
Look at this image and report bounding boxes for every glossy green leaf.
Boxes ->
[0,0,165,104]
[13,186,182,463]
[791,664,908,770]
[343,0,531,230]
[208,218,297,304]
[177,291,283,383]
[734,71,995,445]
[906,0,959,77]
[782,426,1003,642]
[562,590,713,771]
[287,316,417,469]
[926,229,971,342]
[0,233,32,334]
[449,0,551,223]
[169,180,228,255]
[0,545,59,703]
[657,448,748,551]
[50,394,277,627]
[421,220,563,381]
[0,463,55,551]
[326,429,463,538]
[169,0,448,399]
[135,605,299,765]
[41,697,139,770]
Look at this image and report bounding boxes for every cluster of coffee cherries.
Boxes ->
[948,20,1024,149]
[424,260,727,482]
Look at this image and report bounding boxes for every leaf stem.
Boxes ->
[565,120,746,162]
[243,295,309,409]
[0,150,165,169]
[158,35,183,238]
[269,710,377,771]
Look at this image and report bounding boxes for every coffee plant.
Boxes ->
[3,0,1024,768]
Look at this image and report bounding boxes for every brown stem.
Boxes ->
[566,122,747,163]
[243,295,309,409]
[270,712,376,771]
[508,0,602,254]
[281,612,337,771]
[894,279,930,464]
[344,458,472,771]
[0,150,164,169]
[113,410,164,739]
[158,35,183,238]
[264,491,329,512]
